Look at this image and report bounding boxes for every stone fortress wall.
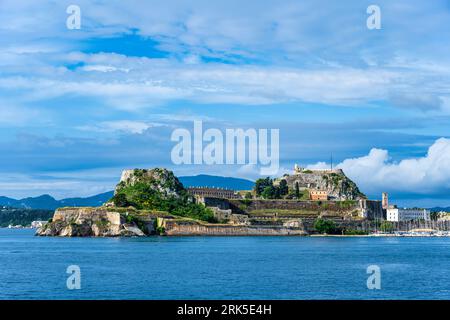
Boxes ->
[200,197,384,220]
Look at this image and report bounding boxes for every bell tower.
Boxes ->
[382,192,388,210]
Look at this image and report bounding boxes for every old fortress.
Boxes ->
[276,164,348,201]
[187,164,431,224]
[189,164,362,202]
[40,167,438,238]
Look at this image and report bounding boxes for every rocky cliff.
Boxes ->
[115,168,185,198]
[279,169,366,200]
[37,167,215,237]
[36,207,153,237]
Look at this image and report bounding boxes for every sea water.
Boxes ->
[1,228,450,300]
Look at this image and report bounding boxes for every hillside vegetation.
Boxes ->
[110,168,216,222]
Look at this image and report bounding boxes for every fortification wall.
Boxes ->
[163,220,307,236]
[201,197,231,210]
[359,200,384,220]
[228,199,359,213]
[200,198,383,220]
[389,220,450,231]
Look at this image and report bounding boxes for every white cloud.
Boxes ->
[308,138,450,196]
[0,1,449,112]
[237,163,291,180]
[81,65,130,73]
[77,120,162,134]
[0,53,440,109]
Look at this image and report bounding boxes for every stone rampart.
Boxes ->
[163,219,307,236]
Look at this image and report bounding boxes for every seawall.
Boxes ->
[163,219,307,236]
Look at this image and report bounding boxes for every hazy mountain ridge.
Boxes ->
[430,207,450,213]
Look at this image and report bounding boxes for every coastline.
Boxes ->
[3,227,450,238]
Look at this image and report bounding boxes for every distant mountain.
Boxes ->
[0,196,21,207]
[0,192,114,211]
[0,175,255,210]
[58,191,114,208]
[429,207,450,212]
[16,194,60,210]
[179,174,254,190]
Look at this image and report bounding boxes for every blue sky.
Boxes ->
[0,0,450,206]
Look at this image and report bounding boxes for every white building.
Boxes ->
[31,221,48,228]
[386,207,431,222]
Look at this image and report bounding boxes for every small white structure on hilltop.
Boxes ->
[386,207,430,222]
[293,164,343,175]
[294,163,302,174]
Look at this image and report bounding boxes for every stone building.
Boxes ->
[309,190,329,201]
[187,187,240,199]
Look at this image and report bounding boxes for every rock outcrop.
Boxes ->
[278,169,366,200]
[115,168,185,198]
[36,207,150,237]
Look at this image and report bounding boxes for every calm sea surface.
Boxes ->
[1,228,450,300]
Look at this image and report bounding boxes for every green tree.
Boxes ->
[244,192,253,199]
[112,193,131,207]
[111,184,216,223]
[254,177,273,196]
[261,185,276,199]
[295,182,300,199]
[255,177,289,199]
[430,212,439,221]
[314,218,337,234]
[279,179,288,196]
[380,221,394,232]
